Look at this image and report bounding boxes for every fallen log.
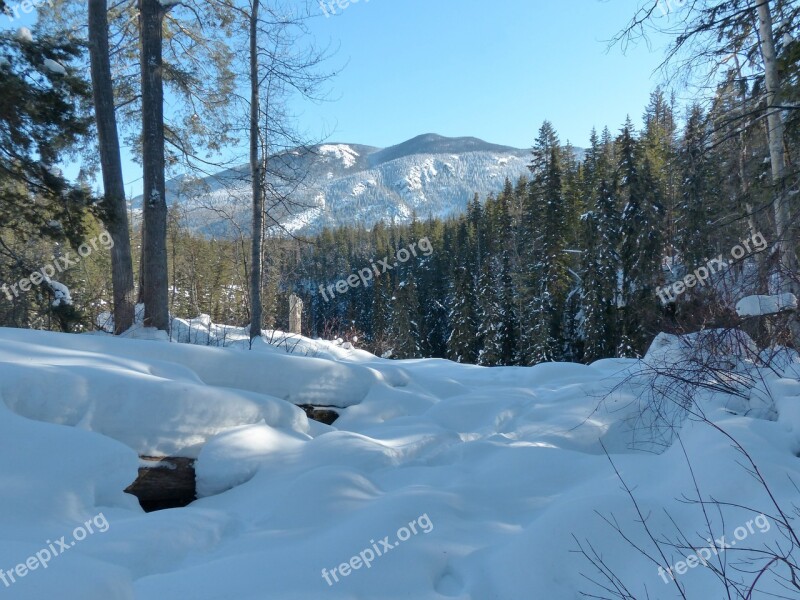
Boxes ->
[125,407,340,511]
[125,456,196,512]
[298,404,340,425]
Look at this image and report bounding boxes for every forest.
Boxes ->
[0,1,798,363]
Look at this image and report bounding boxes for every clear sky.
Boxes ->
[299,0,673,150]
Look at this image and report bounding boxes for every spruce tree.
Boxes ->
[478,181,518,365]
[519,122,570,363]
[677,105,719,269]
[617,119,664,356]
[447,218,481,362]
[581,173,620,362]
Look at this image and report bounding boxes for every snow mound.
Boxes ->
[645,329,759,364]
[0,329,316,456]
[736,293,798,317]
[0,324,798,599]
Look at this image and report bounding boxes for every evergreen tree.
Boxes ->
[519,122,570,363]
[581,171,620,362]
[617,119,664,356]
[676,105,719,269]
[446,218,481,362]
[478,181,518,365]
[0,29,93,329]
[388,273,422,359]
[447,266,479,362]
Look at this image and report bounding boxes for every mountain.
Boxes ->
[137,134,539,237]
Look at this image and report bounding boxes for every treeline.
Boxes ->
[2,82,796,363]
[290,88,798,363]
[161,86,796,364]
[3,0,799,357]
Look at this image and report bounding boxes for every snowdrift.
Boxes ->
[0,323,799,599]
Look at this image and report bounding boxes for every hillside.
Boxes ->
[134,134,536,236]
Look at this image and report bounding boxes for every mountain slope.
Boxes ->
[138,134,537,237]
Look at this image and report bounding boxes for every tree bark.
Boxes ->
[88,0,136,334]
[756,0,800,341]
[139,0,170,331]
[249,0,263,342]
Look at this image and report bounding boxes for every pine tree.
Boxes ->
[389,273,422,359]
[447,266,479,363]
[447,219,481,362]
[0,29,93,329]
[518,122,570,363]
[617,119,664,356]
[677,105,719,269]
[478,181,518,365]
[581,171,620,362]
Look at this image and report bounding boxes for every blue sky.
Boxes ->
[301,0,673,150]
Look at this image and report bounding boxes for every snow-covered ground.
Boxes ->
[0,322,799,599]
[736,293,799,317]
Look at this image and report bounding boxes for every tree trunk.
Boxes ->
[756,0,800,342]
[249,0,263,342]
[139,0,170,331]
[88,0,136,334]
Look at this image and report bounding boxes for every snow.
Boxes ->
[402,158,438,196]
[318,144,360,169]
[736,292,798,317]
[42,59,66,75]
[15,27,32,42]
[0,319,799,598]
[47,279,72,307]
[135,137,531,237]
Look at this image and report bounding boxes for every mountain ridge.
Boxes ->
[135,134,544,237]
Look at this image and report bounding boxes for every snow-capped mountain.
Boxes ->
[139,134,535,237]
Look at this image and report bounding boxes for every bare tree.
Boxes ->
[88,0,136,334]
[249,0,264,340]
[576,329,800,598]
[756,1,800,343]
[212,0,335,342]
[139,0,170,330]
